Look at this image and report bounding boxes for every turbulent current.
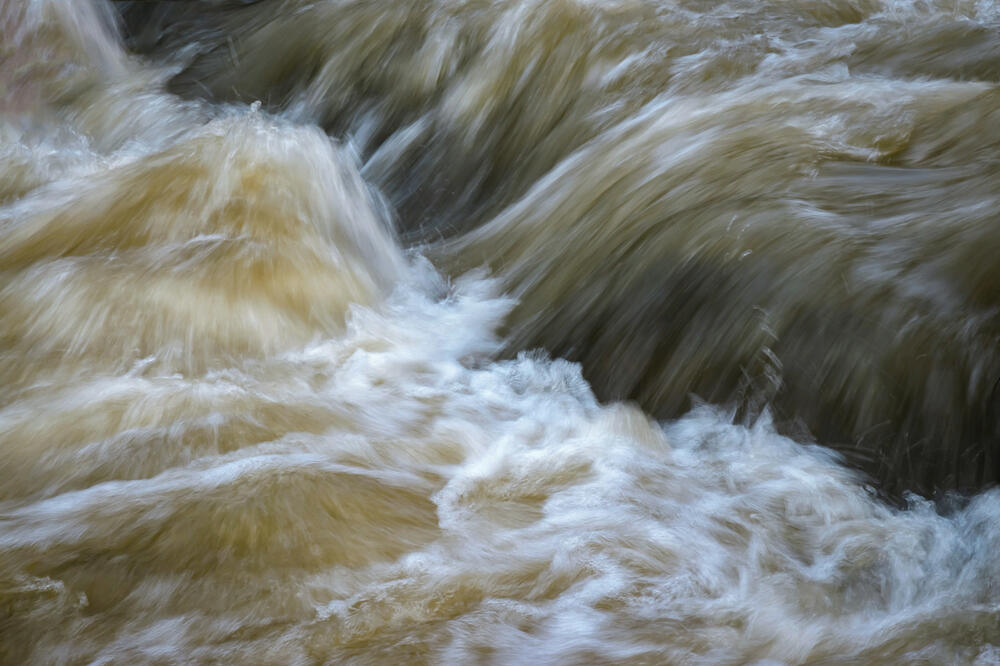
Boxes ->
[1,0,999,663]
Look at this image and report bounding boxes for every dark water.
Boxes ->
[2,0,999,663]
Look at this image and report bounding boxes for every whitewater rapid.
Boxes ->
[2,0,999,663]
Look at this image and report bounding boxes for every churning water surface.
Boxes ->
[1,0,999,663]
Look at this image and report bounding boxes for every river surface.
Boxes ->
[2,0,999,663]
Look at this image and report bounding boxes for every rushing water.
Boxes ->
[1,0,999,663]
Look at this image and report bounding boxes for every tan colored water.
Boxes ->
[1,0,999,663]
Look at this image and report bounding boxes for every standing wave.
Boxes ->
[116,0,1000,494]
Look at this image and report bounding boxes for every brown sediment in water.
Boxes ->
[1,1,999,663]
